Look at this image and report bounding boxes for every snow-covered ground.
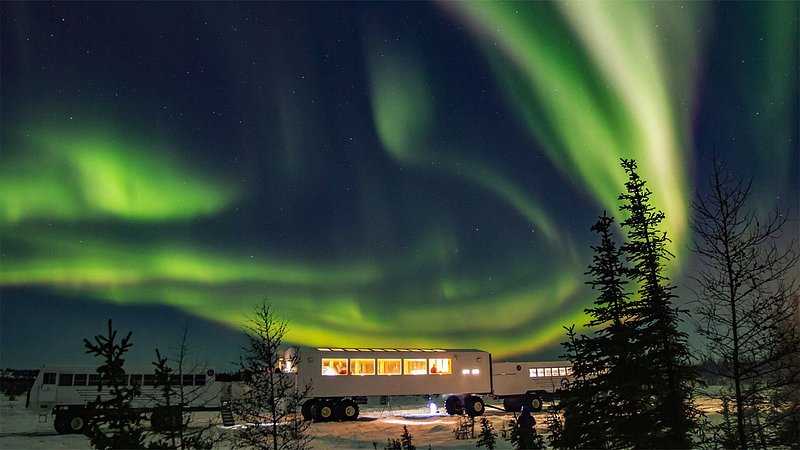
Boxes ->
[1,395,532,449]
[1,393,723,449]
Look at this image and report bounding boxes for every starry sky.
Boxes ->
[1,2,797,370]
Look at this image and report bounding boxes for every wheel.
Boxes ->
[315,400,335,422]
[335,399,359,421]
[465,395,485,417]
[301,399,316,421]
[53,413,70,434]
[560,378,570,390]
[66,411,87,433]
[503,397,522,412]
[444,396,463,415]
[527,395,543,412]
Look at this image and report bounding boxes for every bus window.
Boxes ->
[566,367,573,376]
[349,359,375,375]
[88,374,101,386]
[74,374,88,386]
[544,368,552,377]
[58,374,73,386]
[322,358,348,376]
[194,374,206,385]
[43,373,56,385]
[143,374,156,386]
[182,375,194,386]
[558,367,567,376]
[170,375,181,385]
[428,358,451,374]
[404,359,427,375]
[377,359,401,375]
[129,374,143,386]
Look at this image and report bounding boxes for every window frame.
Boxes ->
[349,358,376,376]
[377,358,402,375]
[403,358,427,375]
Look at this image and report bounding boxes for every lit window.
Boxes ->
[558,367,567,376]
[537,368,545,377]
[544,368,552,377]
[378,359,401,375]
[462,369,470,375]
[566,367,573,376]
[404,359,427,375]
[471,369,480,375]
[428,358,451,374]
[350,359,376,375]
[322,358,348,376]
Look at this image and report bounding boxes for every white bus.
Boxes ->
[28,365,224,434]
[491,360,574,412]
[284,347,492,421]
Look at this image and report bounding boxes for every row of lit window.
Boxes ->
[318,348,446,353]
[42,372,206,387]
[321,357,452,376]
[528,367,573,378]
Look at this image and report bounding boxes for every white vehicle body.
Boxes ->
[285,347,492,421]
[491,360,574,412]
[28,365,223,434]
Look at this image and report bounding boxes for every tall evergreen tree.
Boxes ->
[83,320,147,450]
[553,212,641,449]
[618,158,699,448]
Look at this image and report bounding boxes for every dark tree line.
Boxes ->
[82,321,223,449]
[551,159,700,449]
[551,157,798,450]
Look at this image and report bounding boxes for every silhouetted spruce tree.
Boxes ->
[690,156,799,449]
[83,319,147,449]
[552,212,642,449]
[476,417,497,449]
[400,425,416,450]
[618,158,699,448]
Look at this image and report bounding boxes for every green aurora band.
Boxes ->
[1,2,797,360]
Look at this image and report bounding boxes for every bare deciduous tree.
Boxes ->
[690,156,800,448]
[231,300,312,450]
[147,326,223,449]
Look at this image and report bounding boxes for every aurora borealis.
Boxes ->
[1,2,797,369]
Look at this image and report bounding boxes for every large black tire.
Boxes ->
[464,395,485,417]
[315,400,335,422]
[66,411,87,434]
[53,413,70,434]
[335,399,359,421]
[526,395,543,412]
[445,396,463,415]
[301,399,316,421]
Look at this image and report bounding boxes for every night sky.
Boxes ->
[1,2,797,370]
